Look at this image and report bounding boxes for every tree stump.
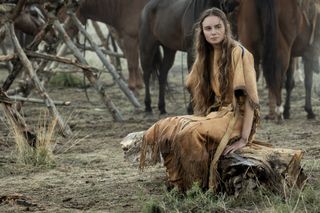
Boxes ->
[120,132,306,195]
[217,142,306,196]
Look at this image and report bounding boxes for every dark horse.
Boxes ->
[65,0,149,92]
[232,0,319,120]
[139,0,235,114]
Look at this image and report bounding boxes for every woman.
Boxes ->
[140,8,260,191]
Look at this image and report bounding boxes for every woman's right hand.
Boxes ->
[223,137,247,155]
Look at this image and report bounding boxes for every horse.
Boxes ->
[139,0,234,114]
[0,3,50,71]
[231,0,320,120]
[64,0,149,92]
[14,4,46,37]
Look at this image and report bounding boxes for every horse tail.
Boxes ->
[139,0,162,80]
[152,46,162,78]
[256,0,278,94]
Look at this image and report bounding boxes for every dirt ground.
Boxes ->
[0,55,320,212]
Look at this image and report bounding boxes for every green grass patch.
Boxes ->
[49,73,85,88]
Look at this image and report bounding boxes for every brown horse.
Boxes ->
[65,0,149,92]
[14,4,46,37]
[232,0,319,120]
[12,3,51,49]
[139,0,234,114]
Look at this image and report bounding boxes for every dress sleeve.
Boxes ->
[232,45,260,142]
[232,45,259,108]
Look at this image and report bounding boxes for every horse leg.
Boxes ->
[266,86,284,122]
[265,89,277,120]
[158,48,176,114]
[283,57,295,119]
[122,35,142,92]
[303,57,315,119]
[140,39,159,113]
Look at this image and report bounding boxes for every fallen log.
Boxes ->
[120,131,307,196]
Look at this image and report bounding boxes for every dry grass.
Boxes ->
[4,109,57,167]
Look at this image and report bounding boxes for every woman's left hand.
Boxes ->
[223,137,247,155]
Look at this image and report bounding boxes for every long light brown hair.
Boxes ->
[186,8,236,115]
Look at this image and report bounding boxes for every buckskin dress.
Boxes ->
[140,45,260,191]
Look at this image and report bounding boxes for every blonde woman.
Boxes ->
[140,8,259,191]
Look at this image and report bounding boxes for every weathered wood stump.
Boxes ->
[217,142,306,196]
[121,131,306,196]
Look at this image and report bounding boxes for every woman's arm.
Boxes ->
[223,96,254,155]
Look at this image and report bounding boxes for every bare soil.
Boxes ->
[0,60,320,212]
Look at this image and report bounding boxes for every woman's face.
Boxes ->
[202,15,226,47]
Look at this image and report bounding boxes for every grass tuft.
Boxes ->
[6,109,57,167]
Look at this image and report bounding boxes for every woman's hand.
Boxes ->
[223,97,254,155]
[223,137,247,155]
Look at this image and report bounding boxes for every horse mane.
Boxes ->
[184,0,224,22]
[256,0,278,95]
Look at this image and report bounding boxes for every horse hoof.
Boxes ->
[283,111,290,119]
[276,117,284,124]
[307,113,316,119]
[145,108,153,114]
[159,110,167,115]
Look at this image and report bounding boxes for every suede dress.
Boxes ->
[140,45,260,191]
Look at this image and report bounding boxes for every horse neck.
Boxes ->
[78,0,119,25]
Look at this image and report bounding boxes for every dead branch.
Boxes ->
[9,95,71,105]
[25,50,100,73]
[2,9,55,91]
[91,21,123,72]
[6,22,72,137]
[8,0,27,21]
[52,17,124,122]
[74,42,125,58]
[0,43,13,72]
[0,89,36,147]
[0,54,15,61]
[69,13,141,109]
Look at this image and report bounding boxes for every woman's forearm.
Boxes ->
[241,97,254,142]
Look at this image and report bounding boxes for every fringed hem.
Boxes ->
[139,124,162,170]
[233,87,260,142]
[139,134,148,170]
[248,97,260,142]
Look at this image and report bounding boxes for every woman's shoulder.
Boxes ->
[232,43,250,56]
